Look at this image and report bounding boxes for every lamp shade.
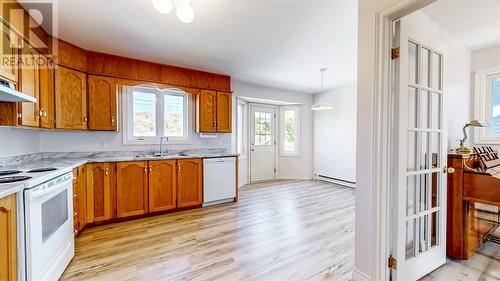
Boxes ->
[311,102,334,111]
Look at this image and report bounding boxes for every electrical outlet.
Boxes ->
[98,141,105,148]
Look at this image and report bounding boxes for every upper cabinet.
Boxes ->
[38,57,55,129]
[0,22,19,83]
[55,66,87,130]
[18,46,40,127]
[197,90,232,133]
[216,91,232,133]
[197,90,217,133]
[88,75,117,131]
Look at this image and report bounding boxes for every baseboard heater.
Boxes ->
[317,175,356,188]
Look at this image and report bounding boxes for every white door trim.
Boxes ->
[369,1,436,280]
[248,103,278,183]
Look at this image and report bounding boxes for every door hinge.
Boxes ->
[391,47,400,60]
[388,255,397,270]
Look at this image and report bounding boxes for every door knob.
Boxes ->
[443,167,455,174]
[250,149,255,152]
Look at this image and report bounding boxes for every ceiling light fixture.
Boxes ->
[311,68,334,111]
[152,0,195,24]
[152,0,173,14]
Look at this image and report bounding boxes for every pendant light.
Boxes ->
[311,68,334,111]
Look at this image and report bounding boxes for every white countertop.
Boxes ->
[0,153,238,199]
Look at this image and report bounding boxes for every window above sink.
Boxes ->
[122,86,192,145]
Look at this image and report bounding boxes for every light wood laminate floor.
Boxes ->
[422,228,500,281]
[61,180,356,281]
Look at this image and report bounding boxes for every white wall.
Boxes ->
[313,83,357,183]
[232,80,314,182]
[0,127,40,158]
[355,1,472,279]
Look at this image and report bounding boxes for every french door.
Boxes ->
[392,19,447,281]
[250,105,276,182]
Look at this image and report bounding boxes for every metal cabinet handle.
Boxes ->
[105,168,109,176]
[83,116,88,123]
[213,121,216,129]
[111,116,116,125]
[149,166,153,173]
[144,166,148,173]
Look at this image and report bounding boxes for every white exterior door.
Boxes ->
[392,18,447,281]
[250,105,276,182]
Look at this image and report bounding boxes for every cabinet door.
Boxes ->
[198,90,217,133]
[0,22,19,83]
[0,194,17,281]
[88,75,117,131]
[55,66,87,130]
[216,91,232,133]
[149,160,177,213]
[86,163,114,223]
[18,48,40,127]
[39,60,55,129]
[77,165,87,231]
[177,158,203,208]
[117,161,149,218]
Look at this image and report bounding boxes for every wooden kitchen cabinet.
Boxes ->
[38,60,55,129]
[197,90,232,133]
[72,165,87,236]
[0,22,19,83]
[117,161,149,218]
[197,90,217,133]
[0,194,17,281]
[177,158,203,208]
[18,46,40,127]
[216,91,232,133]
[55,66,87,130]
[86,163,116,223]
[148,160,177,213]
[87,75,117,131]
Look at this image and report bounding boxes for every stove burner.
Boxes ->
[0,176,32,184]
[27,168,58,173]
[0,170,22,176]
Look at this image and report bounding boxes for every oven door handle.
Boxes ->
[29,179,72,202]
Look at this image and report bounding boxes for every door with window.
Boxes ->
[250,105,276,182]
[392,18,447,281]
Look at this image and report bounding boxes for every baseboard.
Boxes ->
[277,175,312,181]
[352,268,371,281]
[316,175,356,188]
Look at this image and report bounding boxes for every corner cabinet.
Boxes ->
[87,75,117,131]
[197,90,233,133]
[86,163,116,223]
[116,161,149,218]
[55,66,87,130]
[177,159,203,208]
[0,194,17,281]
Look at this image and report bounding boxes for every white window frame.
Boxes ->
[279,105,300,156]
[236,99,248,159]
[122,86,192,145]
[473,65,500,144]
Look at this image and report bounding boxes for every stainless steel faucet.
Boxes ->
[158,136,169,156]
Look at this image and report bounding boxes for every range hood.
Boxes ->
[0,79,36,103]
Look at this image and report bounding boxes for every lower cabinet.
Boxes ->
[82,158,204,226]
[177,159,203,208]
[72,165,87,236]
[116,161,149,218]
[86,163,116,223]
[0,194,17,281]
[149,160,177,213]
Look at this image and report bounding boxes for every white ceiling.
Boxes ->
[422,0,500,51]
[33,0,357,94]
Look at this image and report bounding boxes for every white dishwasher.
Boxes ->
[203,157,236,207]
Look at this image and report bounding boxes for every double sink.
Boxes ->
[134,153,194,160]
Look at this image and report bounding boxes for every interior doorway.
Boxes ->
[249,104,277,182]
